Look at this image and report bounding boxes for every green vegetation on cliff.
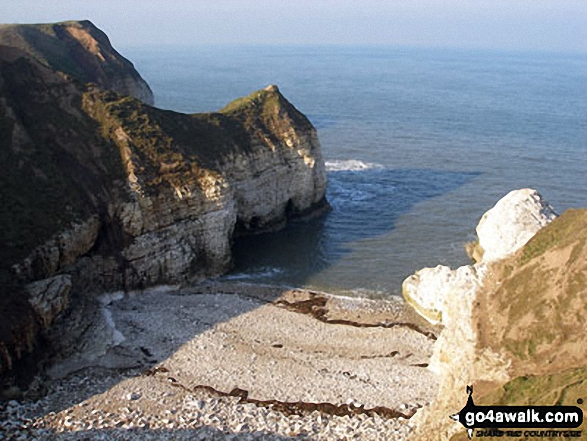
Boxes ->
[83,83,316,197]
[450,368,587,441]
[445,210,587,440]
[478,210,587,368]
[518,209,587,266]
[0,21,326,383]
[0,48,125,270]
[480,367,587,407]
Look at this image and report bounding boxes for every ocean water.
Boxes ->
[125,45,587,297]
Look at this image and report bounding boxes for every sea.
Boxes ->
[124,45,587,298]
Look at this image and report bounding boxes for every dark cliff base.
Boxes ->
[233,196,331,237]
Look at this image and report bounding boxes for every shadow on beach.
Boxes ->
[3,166,476,438]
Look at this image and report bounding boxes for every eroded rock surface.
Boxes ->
[0,23,327,381]
[402,188,557,325]
[475,188,557,262]
[408,207,587,440]
[25,275,72,330]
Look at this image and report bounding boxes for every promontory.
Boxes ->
[0,20,327,384]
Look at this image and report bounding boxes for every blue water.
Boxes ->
[124,45,587,297]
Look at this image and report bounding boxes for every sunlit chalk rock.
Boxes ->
[475,188,557,262]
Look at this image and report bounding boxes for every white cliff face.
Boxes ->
[409,262,511,440]
[476,188,557,262]
[16,84,327,293]
[405,190,560,440]
[117,182,237,287]
[223,127,327,232]
[402,188,557,325]
[402,265,455,325]
[110,75,154,106]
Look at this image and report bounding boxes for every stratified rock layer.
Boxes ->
[0,24,327,381]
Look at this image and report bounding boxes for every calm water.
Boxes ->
[125,45,587,297]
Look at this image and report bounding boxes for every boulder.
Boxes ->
[25,275,72,329]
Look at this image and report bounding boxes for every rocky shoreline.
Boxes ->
[2,19,585,441]
[0,283,439,440]
[2,194,585,441]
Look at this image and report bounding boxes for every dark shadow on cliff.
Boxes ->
[6,170,465,429]
[228,167,481,288]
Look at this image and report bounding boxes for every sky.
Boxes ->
[0,0,586,53]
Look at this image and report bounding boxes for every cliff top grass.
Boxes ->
[517,208,587,266]
[220,84,314,133]
[88,84,315,189]
[476,208,587,376]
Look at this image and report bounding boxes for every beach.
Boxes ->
[1,283,440,440]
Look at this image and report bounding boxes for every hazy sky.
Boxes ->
[1,0,586,52]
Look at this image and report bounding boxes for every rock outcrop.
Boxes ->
[25,275,72,330]
[406,196,587,440]
[0,20,154,104]
[402,189,557,325]
[0,23,327,383]
[473,188,557,262]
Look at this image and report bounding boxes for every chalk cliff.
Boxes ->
[0,23,327,384]
[402,189,557,325]
[405,194,587,440]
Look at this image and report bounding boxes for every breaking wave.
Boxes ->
[325,160,384,172]
[222,267,286,281]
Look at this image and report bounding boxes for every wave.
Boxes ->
[325,159,384,172]
[222,267,285,281]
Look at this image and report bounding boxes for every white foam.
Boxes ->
[102,307,125,346]
[98,291,125,306]
[325,159,383,172]
[223,267,285,281]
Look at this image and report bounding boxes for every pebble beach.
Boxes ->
[1,283,440,440]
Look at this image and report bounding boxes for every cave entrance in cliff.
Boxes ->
[228,207,329,288]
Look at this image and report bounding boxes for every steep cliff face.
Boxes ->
[407,200,587,440]
[0,20,154,104]
[0,24,327,383]
[403,189,557,325]
[219,85,328,234]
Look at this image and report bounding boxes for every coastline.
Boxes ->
[0,282,440,440]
